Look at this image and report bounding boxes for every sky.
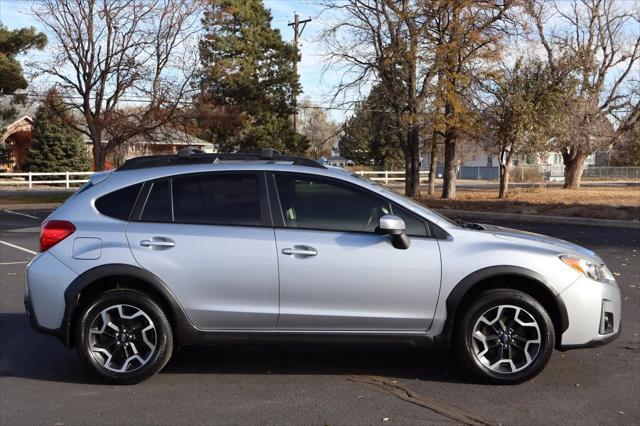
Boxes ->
[2,0,637,124]
[0,0,347,120]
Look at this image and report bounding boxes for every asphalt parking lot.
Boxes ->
[0,208,638,425]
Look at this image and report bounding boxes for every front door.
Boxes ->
[126,172,279,330]
[272,173,442,332]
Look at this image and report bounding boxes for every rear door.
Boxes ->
[126,171,279,330]
[271,172,442,332]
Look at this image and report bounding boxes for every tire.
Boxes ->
[76,289,173,385]
[454,289,555,385]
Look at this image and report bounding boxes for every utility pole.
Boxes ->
[288,13,311,133]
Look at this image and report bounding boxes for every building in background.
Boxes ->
[420,143,599,181]
[0,115,33,171]
[0,114,213,171]
[84,127,214,169]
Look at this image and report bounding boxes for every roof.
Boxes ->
[1,115,34,143]
[82,126,212,147]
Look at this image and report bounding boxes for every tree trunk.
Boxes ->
[403,150,412,196]
[563,152,588,189]
[92,142,106,171]
[441,132,457,199]
[406,126,421,198]
[499,163,510,198]
[428,137,437,196]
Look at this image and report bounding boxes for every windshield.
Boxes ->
[350,172,460,227]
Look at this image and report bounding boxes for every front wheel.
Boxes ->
[76,289,173,384]
[454,289,555,384]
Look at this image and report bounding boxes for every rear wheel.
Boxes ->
[454,289,555,384]
[76,289,173,384]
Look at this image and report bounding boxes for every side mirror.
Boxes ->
[378,215,410,250]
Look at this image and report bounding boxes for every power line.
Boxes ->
[1,91,364,112]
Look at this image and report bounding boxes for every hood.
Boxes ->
[480,224,599,260]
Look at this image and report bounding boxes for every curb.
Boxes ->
[1,203,638,230]
[436,209,640,230]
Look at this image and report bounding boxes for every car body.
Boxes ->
[25,149,621,384]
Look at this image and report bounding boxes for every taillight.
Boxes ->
[40,220,76,252]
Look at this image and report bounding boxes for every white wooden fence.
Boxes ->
[1,166,637,189]
[0,172,93,189]
[355,170,430,184]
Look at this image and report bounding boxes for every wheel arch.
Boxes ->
[437,266,569,350]
[61,264,191,348]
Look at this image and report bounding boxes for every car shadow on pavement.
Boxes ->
[164,343,471,384]
[0,313,96,384]
[1,312,472,385]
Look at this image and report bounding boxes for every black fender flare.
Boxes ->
[59,263,191,347]
[436,265,569,348]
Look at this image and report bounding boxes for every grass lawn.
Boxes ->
[417,186,640,221]
[0,190,74,205]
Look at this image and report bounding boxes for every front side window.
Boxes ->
[172,173,261,226]
[390,203,429,237]
[275,174,391,233]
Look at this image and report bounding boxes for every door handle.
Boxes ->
[281,245,317,257]
[140,238,175,248]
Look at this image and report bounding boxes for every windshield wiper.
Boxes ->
[454,218,485,230]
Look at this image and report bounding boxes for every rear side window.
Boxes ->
[167,173,261,226]
[95,183,142,221]
[140,180,172,222]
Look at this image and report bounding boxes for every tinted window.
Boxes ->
[95,183,142,220]
[141,180,172,222]
[275,174,390,233]
[391,203,429,237]
[172,174,260,226]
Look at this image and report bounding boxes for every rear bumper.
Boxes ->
[24,293,69,346]
[25,251,78,347]
[558,275,622,350]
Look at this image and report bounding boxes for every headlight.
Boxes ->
[560,255,615,282]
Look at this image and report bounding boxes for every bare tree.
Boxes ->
[320,0,436,197]
[32,0,201,170]
[298,99,342,159]
[527,0,640,188]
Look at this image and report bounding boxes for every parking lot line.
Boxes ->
[0,240,37,255]
[1,209,40,220]
[0,261,29,265]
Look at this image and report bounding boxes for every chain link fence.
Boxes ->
[357,166,640,184]
[582,167,640,180]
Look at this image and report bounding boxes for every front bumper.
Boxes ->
[558,275,622,350]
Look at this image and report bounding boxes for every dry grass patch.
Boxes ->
[416,187,640,221]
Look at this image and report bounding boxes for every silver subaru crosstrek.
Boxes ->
[25,149,621,384]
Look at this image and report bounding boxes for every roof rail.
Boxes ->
[117,147,325,171]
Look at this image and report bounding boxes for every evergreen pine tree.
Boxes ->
[25,89,91,174]
[198,0,307,154]
[0,23,47,95]
[339,85,404,169]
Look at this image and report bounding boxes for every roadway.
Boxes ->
[0,209,638,425]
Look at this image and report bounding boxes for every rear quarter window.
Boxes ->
[95,183,143,221]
